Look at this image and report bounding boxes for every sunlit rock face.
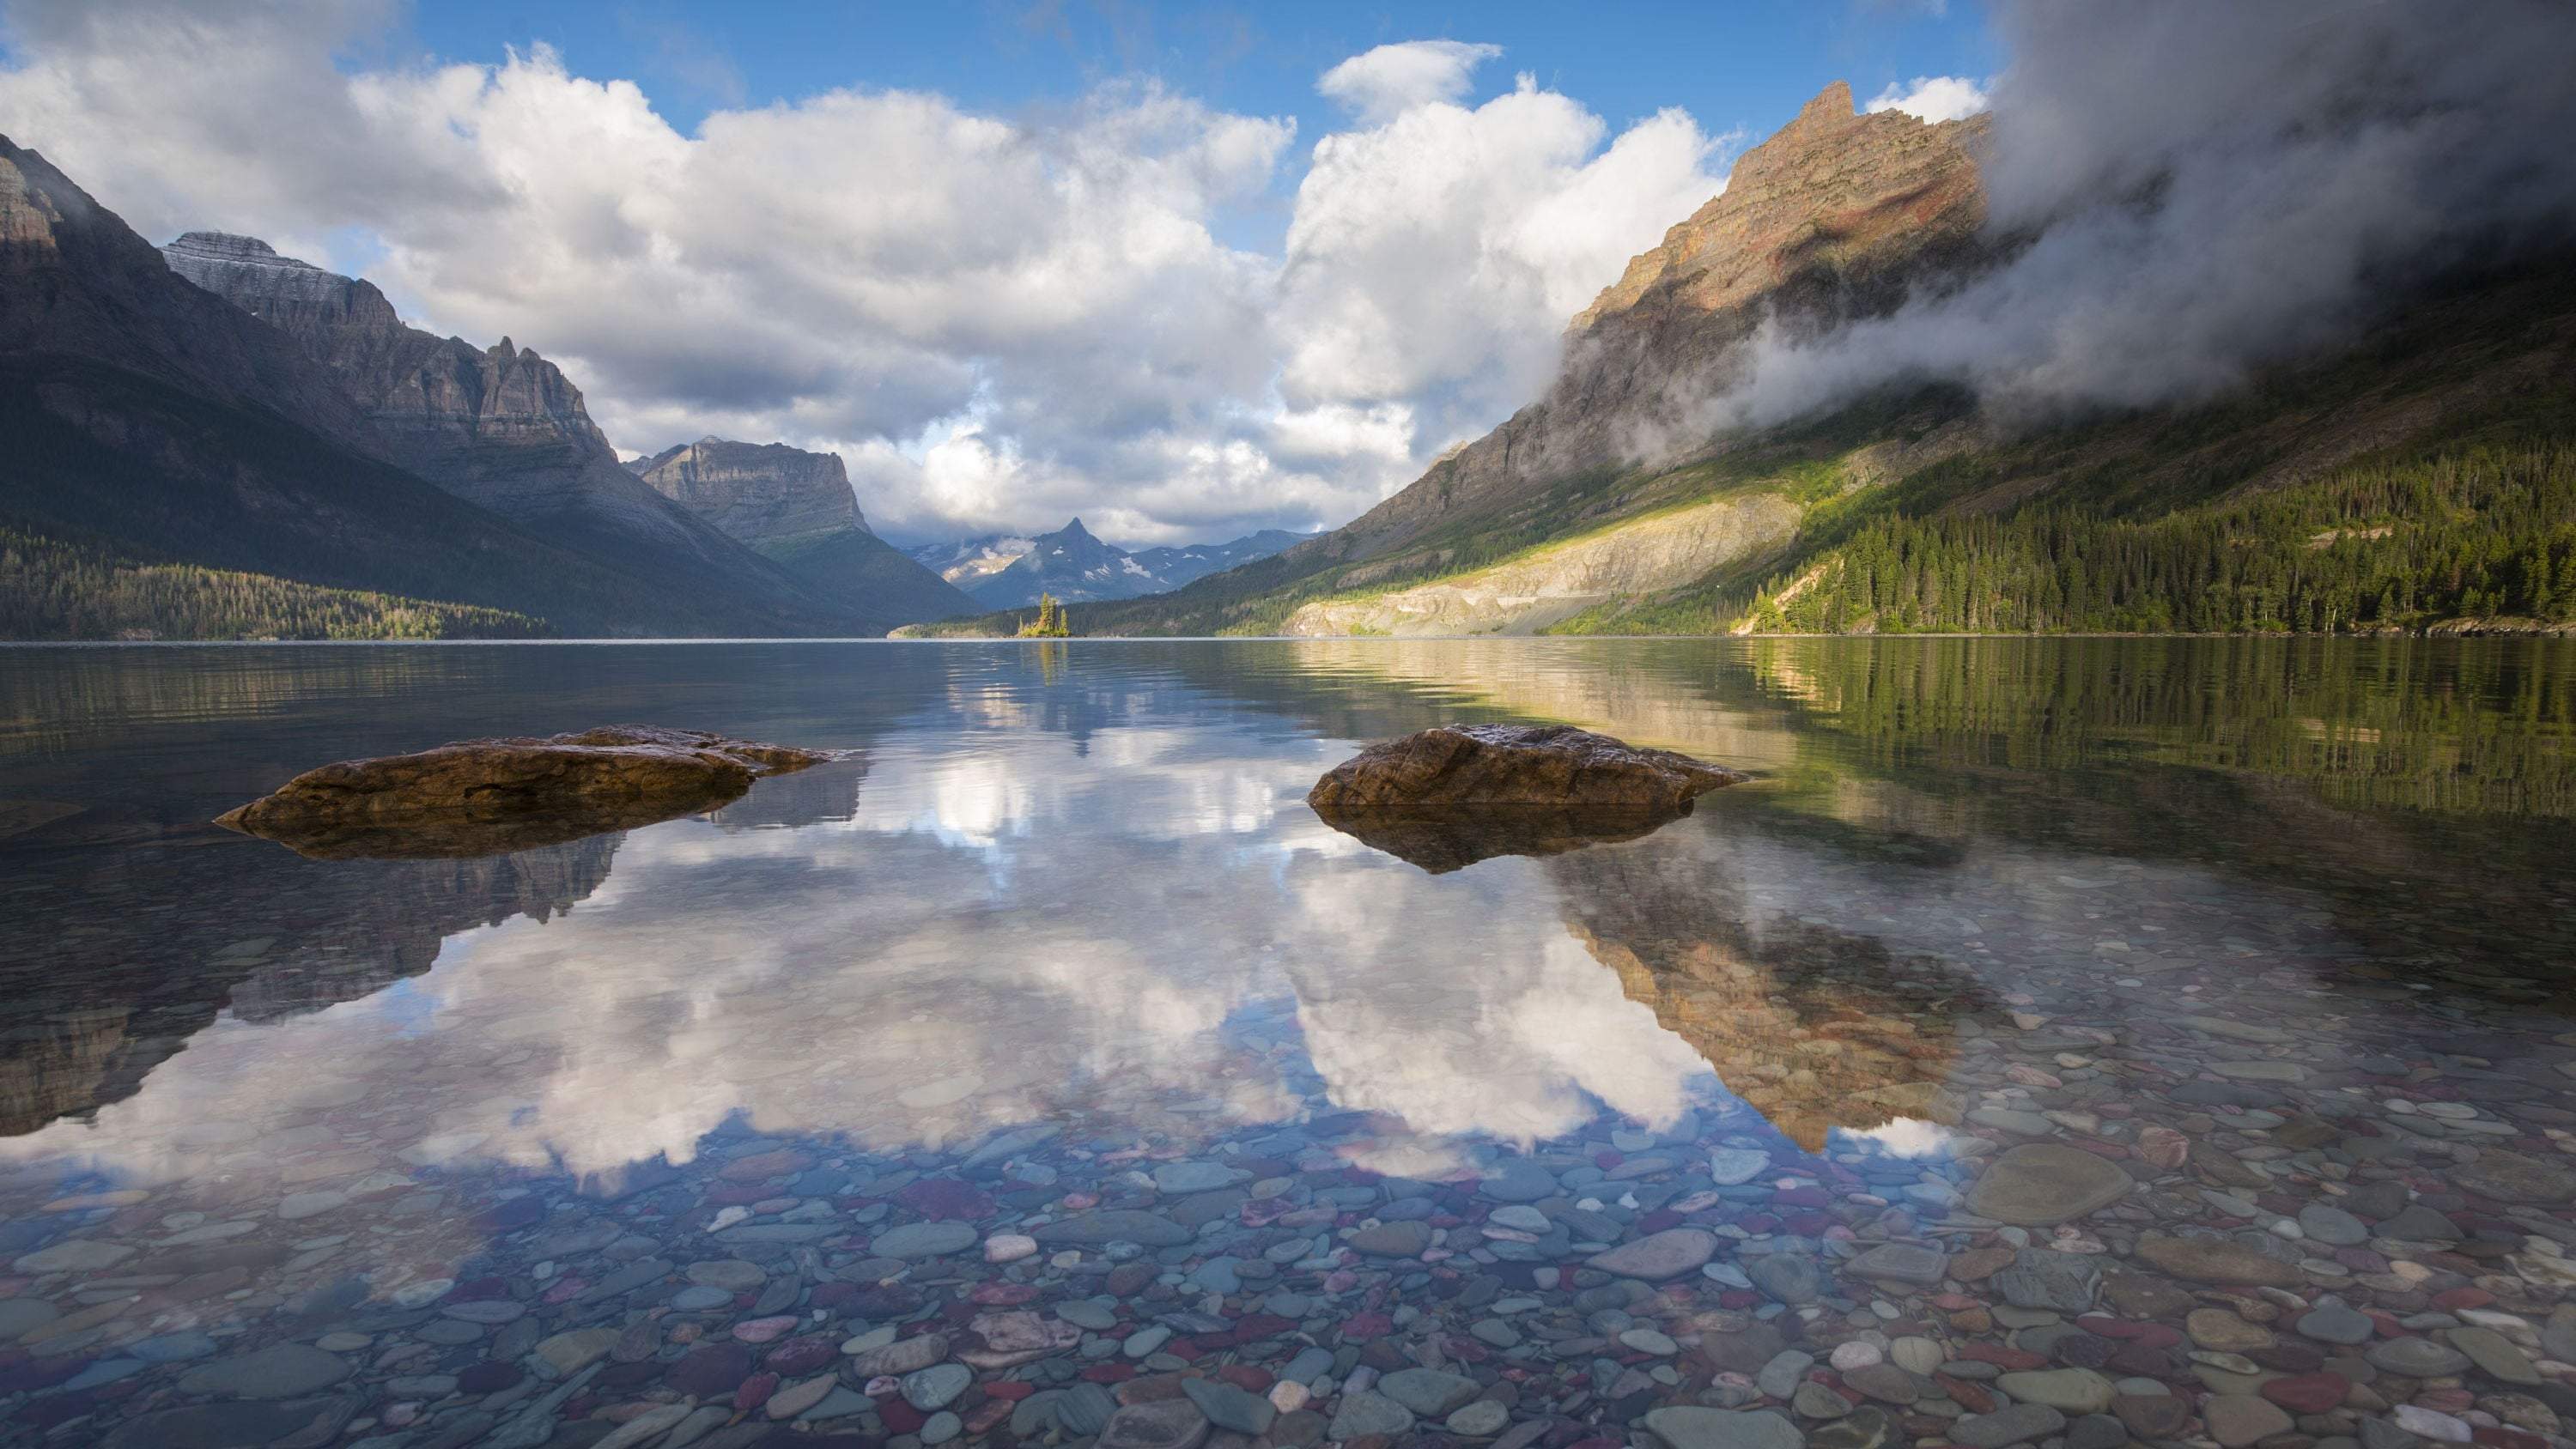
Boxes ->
[1285,82,1990,568]
[1551,830,1978,1152]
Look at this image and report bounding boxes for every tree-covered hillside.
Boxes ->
[0,526,548,640]
[1570,446,2576,637]
[904,262,2576,641]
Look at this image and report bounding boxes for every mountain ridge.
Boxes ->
[908,518,1314,609]
[898,82,2575,640]
[626,434,975,631]
[158,229,857,629]
[0,134,828,639]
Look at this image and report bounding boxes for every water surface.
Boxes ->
[2,639,2572,1449]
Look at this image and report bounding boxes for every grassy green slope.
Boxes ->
[914,261,2576,640]
[1562,266,2576,637]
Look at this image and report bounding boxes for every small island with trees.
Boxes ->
[1015,593,1072,637]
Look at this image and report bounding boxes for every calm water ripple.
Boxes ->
[0,639,2571,1449]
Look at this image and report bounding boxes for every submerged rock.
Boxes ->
[215,725,833,859]
[1310,724,1742,810]
[1309,801,1706,874]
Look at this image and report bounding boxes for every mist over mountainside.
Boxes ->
[905,0,2576,641]
[1687,2,2576,437]
[8,0,2573,642]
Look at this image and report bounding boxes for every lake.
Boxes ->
[1,638,2573,1449]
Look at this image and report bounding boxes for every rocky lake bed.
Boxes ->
[3,637,2573,1449]
[5,933,2574,1449]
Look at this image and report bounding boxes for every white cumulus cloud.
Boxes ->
[1278,67,1726,461]
[1864,74,1990,123]
[0,2,1729,546]
[1315,39,1503,124]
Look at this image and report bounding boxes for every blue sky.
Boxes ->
[404,2,1997,142]
[0,0,2002,545]
[394,0,1997,255]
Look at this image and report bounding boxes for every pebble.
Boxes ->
[9,737,2576,1449]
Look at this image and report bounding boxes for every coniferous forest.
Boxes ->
[0,527,549,640]
[1726,446,2576,636]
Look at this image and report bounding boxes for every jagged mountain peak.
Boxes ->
[941,518,1310,609]
[1284,79,1990,570]
[1571,79,1985,337]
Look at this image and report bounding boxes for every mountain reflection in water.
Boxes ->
[4,638,2565,1173]
[0,639,2572,1447]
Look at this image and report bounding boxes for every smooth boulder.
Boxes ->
[1310,724,1742,810]
[1309,724,1743,870]
[216,725,833,859]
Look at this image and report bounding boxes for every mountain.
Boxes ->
[0,135,826,639]
[963,518,1132,608]
[629,436,974,629]
[909,534,1041,590]
[902,82,2576,640]
[629,435,869,544]
[1127,530,1315,591]
[909,519,1312,609]
[159,231,855,633]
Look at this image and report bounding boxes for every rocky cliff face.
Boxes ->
[622,434,976,627]
[1,146,359,427]
[157,231,399,335]
[1287,82,1988,572]
[163,232,647,524]
[629,435,865,547]
[3,137,777,635]
[158,230,858,627]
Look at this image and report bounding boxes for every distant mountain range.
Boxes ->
[908,518,1313,609]
[0,135,969,639]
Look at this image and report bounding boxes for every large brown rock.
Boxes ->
[1309,724,1742,812]
[216,725,831,859]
